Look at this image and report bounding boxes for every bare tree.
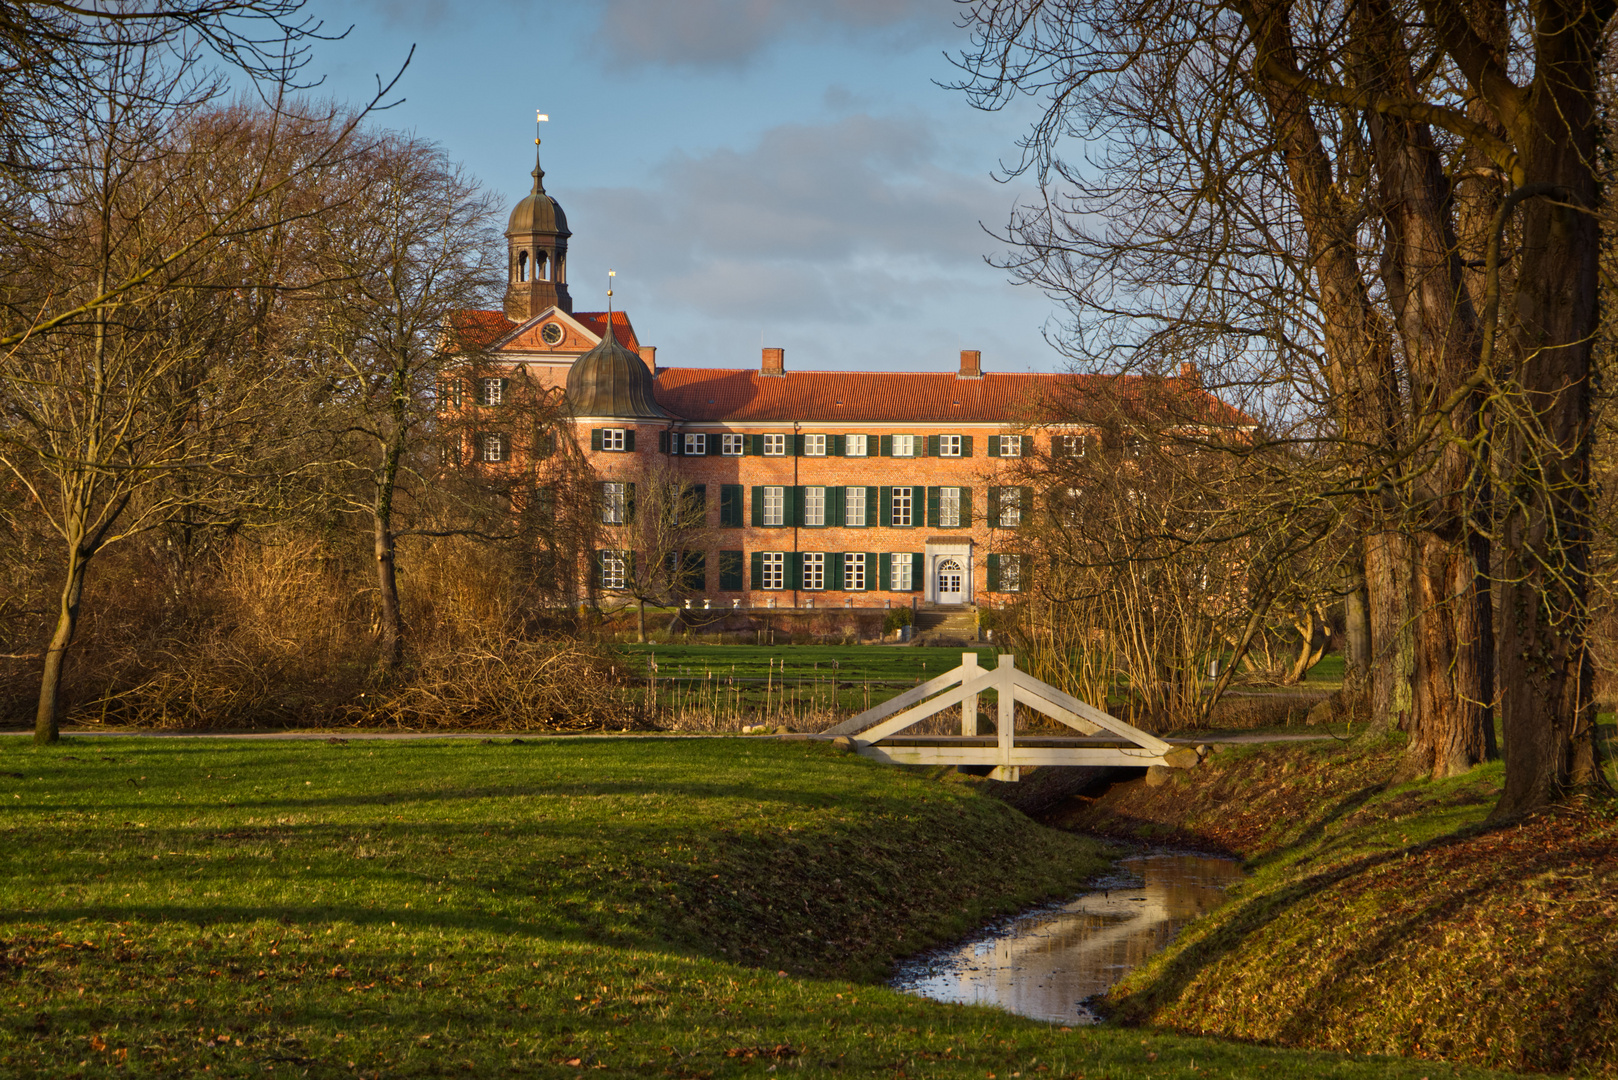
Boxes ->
[590,456,716,643]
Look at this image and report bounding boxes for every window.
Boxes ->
[720,433,744,456]
[683,433,706,455]
[719,484,744,527]
[892,434,917,457]
[804,486,826,527]
[601,551,627,590]
[763,486,785,527]
[845,433,868,456]
[939,435,962,457]
[891,553,914,591]
[802,552,825,590]
[845,486,867,527]
[998,487,1022,528]
[803,433,827,456]
[938,487,962,528]
[1062,486,1082,526]
[602,482,628,525]
[600,428,627,452]
[477,377,504,406]
[991,553,1023,593]
[718,551,745,591]
[480,433,508,463]
[892,487,913,527]
[1059,433,1087,458]
[762,552,785,590]
[763,433,787,456]
[999,434,1023,457]
[844,552,866,591]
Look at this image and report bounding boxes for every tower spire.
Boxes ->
[532,110,547,194]
[503,110,571,319]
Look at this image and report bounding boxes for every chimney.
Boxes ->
[761,347,784,377]
[1178,361,1200,384]
[639,345,657,367]
[958,349,983,379]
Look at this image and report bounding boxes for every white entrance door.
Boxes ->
[936,558,964,603]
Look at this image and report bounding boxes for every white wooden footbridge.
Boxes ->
[822,652,1197,781]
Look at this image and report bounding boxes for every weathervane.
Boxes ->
[531,111,549,192]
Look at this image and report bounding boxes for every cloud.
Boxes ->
[592,0,950,68]
[568,111,1013,326]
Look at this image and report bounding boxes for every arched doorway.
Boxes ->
[936,558,964,603]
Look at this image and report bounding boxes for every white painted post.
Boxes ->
[961,651,979,736]
[996,653,1016,780]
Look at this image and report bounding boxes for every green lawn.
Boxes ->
[0,737,1527,1078]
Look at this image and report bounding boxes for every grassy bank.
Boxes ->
[1051,733,1618,1076]
[0,736,1526,1078]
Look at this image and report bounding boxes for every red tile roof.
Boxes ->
[651,368,1252,427]
[573,310,638,350]
[448,309,515,351]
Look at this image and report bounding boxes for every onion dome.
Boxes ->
[507,164,569,237]
[566,322,669,419]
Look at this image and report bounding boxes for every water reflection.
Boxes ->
[891,853,1244,1024]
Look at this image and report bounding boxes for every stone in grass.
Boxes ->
[1146,764,1175,787]
[1162,747,1201,769]
[830,736,856,752]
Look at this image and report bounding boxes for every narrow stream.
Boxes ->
[891,853,1244,1024]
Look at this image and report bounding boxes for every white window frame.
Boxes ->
[892,486,913,527]
[601,551,628,590]
[998,487,1022,528]
[602,482,628,525]
[480,433,507,463]
[763,486,785,527]
[999,434,1022,457]
[803,486,826,527]
[721,433,745,456]
[803,433,827,456]
[478,377,504,406]
[845,486,867,527]
[891,553,914,591]
[938,487,962,528]
[601,428,627,452]
[892,434,917,457]
[1062,486,1082,526]
[844,433,869,457]
[683,433,706,456]
[761,552,785,590]
[1060,433,1087,458]
[802,552,826,591]
[939,434,962,457]
[844,552,866,591]
[1001,554,1023,593]
[762,433,787,456]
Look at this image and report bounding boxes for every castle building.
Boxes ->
[455,151,1245,611]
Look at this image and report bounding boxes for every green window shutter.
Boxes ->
[751,433,765,456]
[832,434,844,456]
[591,429,603,451]
[879,553,892,591]
[987,553,1001,592]
[624,483,636,523]
[879,486,893,527]
[927,435,940,457]
[624,429,636,451]
[865,552,878,590]
[987,434,1001,458]
[961,435,973,458]
[959,486,972,528]
[684,551,706,591]
[533,486,555,524]
[720,484,742,527]
[1019,486,1033,521]
[751,486,764,527]
[1051,435,1064,456]
[866,487,879,529]
[829,554,844,591]
[659,431,671,453]
[793,433,805,456]
[910,553,924,592]
[926,487,940,528]
[690,484,707,526]
[828,486,845,527]
[988,486,1001,526]
[498,377,510,402]
[750,551,764,590]
[787,552,803,591]
[916,434,928,456]
[787,486,802,528]
[1021,435,1033,457]
[880,435,892,457]
[708,433,722,455]
[720,551,744,591]
[594,550,606,588]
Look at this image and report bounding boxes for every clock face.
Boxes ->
[540,322,564,346]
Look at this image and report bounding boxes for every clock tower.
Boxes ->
[503,154,572,320]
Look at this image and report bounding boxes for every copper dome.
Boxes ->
[506,165,569,237]
[566,325,670,419]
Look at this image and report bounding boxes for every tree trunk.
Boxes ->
[374,514,403,671]
[1344,558,1372,677]
[36,547,90,744]
[1364,528,1414,737]
[637,600,647,644]
[1404,534,1491,776]
[1493,0,1603,814]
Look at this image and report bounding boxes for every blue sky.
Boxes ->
[306,0,1061,374]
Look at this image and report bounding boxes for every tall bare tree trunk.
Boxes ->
[35,544,89,744]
